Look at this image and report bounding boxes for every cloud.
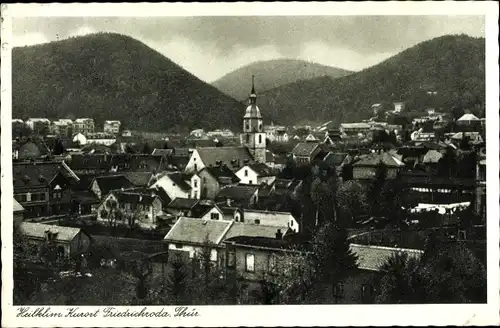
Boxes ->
[12,32,49,47]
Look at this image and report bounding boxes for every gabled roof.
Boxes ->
[166,172,192,191]
[292,142,320,157]
[13,198,25,212]
[93,175,134,195]
[114,190,159,206]
[150,185,172,205]
[353,152,405,168]
[167,198,199,210]
[350,243,423,271]
[323,152,348,167]
[19,222,83,242]
[196,147,254,169]
[201,165,240,184]
[422,150,444,164]
[224,236,295,251]
[224,222,285,240]
[123,172,154,187]
[164,217,232,245]
[152,148,173,156]
[13,161,79,189]
[216,185,259,200]
[246,163,276,177]
[457,113,480,121]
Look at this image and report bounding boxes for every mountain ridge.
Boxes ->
[212,59,353,101]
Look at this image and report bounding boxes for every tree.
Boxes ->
[451,105,465,121]
[311,222,358,300]
[102,199,122,232]
[163,255,189,305]
[336,180,369,227]
[376,251,423,304]
[142,142,152,154]
[459,135,471,150]
[265,247,316,304]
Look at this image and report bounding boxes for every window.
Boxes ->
[249,180,253,184]
[194,180,198,188]
[203,177,206,183]
[211,213,220,220]
[20,194,27,202]
[258,135,262,144]
[194,164,198,171]
[31,194,38,201]
[244,169,248,177]
[245,253,255,272]
[228,251,236,268]
[175,244,183,249]
[254,219,260,224]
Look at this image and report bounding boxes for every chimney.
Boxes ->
[275,229,283,240]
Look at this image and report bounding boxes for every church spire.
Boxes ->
[249,75,257,105]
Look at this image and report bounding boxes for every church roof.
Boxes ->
[244,104,262,119]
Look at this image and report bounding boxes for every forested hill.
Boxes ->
[212,59,352,101]
[13,33,245,132]
[256,35,485,127]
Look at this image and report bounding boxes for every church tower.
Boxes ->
[240,76,266,163]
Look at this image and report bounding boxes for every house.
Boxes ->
[352,152,405,180]
[96,190,164,229]
[190,129,206,138]
[19,222,93,260]
[422,150,444,173]
[393,102,405,113]
[51,119,73,137]
[273,178,303,198]
[15,140,49,160]
[164,217,232,264]
[197,165,240,199]
[152,148,173,157]
[322,152,351,176]
[264,124,289,143]
[450,132,484,144]
[26,118,51,135]
[335,244,423,304]
[291,142,322,165]
[184,147,254,173]
[206,129,235,138]
[165,198,200,217]
[149,172,194,201]
[73,132,87,146]
[411,130,435,142]
[340,123,371,136]
[90,175,135,200]
[103,120,121,135]
[305,132,324,142]
[235,163,277,186]
[85,132,116,146]
[456,113,480,126]
[73,118,95,135]
[239,209,299,233]
[123,172,154,188]
[323,130,342,145]
[70,175,100,215]
[13,198,25,225]
[13,160,80,218]
[215,185,260,208]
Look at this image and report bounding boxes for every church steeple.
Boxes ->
[249,75,257,105]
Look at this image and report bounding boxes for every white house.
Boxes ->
[85,132,116,146]
[73,132,87,145]
[239,209,299,233]
[103,120,121,135]
[150,172,193,201]
[184,147,253,173]
[235,163,277,186]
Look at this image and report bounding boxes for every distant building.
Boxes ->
[206,129,235,138]
[215,185,260,208]
[73,118,95,135]
[352,152,405,180]
[90,175,135,200]
[185,147,253,173]
[456,113,480,126]
[235,163,277,186]
[26,118,51,135]
[85,132,116,146]
[340,123,371,136]
[264,123,289,143]
[291,142,322,165]
[197,165,240,199]
[72,133,87,146]
[12,119,26,137]
[393,102,405,113]
[103,120,121,135]
[149,172,196,201]
[51,119,73,137]
[190,129,206,138]
[13,160,80,217]
[19,222,93,260]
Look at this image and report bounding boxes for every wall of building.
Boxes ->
[184,150,205,173]
[150,176,190,201]
[190,175,201,199]
[236,167,259,185]
[198,170,221,200]
[353,166,399,180]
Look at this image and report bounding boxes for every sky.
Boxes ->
[12,16,485,82]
